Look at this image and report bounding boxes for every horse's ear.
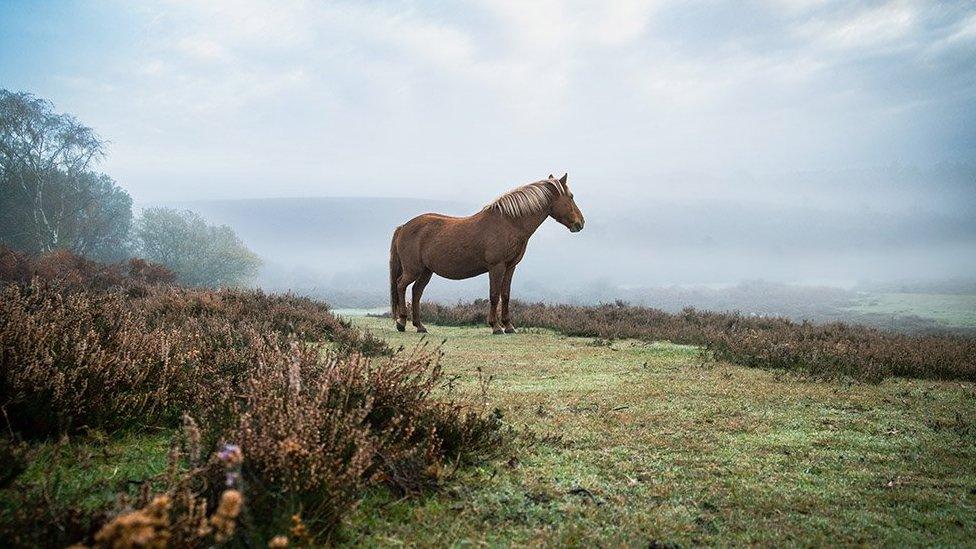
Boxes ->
[559,173,568,184]
[548,173,555,180]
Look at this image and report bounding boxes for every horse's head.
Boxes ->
[547,173,585,232]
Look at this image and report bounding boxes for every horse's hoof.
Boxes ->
[416,326,428,333]
[492,328,505,335]
[396,322,406,332]
[504,327,517,334]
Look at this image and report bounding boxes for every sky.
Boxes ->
[2,0,975,205]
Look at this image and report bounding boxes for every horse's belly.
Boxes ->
[433,264,487,280]
[421,234,490,280]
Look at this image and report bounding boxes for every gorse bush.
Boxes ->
[419,300,976,382]
[0,250,507,546]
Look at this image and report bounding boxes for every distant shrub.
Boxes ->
[0,246,31,283]
[0,245,176,289]
[135,207,261,287]
[419,300,976,382]
[126,257,179,285]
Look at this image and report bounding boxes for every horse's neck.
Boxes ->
[488,208,548,238]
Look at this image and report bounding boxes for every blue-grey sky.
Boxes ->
[2,0,974,204]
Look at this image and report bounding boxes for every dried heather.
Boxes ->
[420,300,976,382]
[209,490,243,542]
[93,495,172,549]
[0,251,507,546]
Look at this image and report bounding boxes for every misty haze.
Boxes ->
[152,162,976,331]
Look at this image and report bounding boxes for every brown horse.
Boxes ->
[389,173,585,334]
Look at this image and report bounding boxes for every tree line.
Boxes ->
[0,89,260,287]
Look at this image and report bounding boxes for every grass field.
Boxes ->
[848,293,976,329]
[4,316,975,546]
[341,317,976,546]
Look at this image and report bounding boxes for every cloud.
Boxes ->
[174,36,232,63]
[927,10,976,55]
[481,0,660,49]
[9,0,972,201]
[795,1,917,53]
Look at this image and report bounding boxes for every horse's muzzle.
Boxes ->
[570,221,584,233]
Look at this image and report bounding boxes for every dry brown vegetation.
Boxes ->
[418,299,976,382]
[0,249,507,546]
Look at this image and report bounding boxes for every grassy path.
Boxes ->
[344,317,976,546]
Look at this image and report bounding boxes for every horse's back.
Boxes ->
[393,212,491,279]
[393,213,448,252]
[405,212,463,225]
[396,212,465,238]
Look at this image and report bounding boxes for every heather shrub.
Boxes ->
[0,252,507,545]
[419,300,976,382]
[137,286,386,356]
[0,281,390,439]
[199,342,505,539]
[339,347,508,491]
[39,339,506,546]
[82,437,247,549]
[0,246,30,283]
[0,246,390,439]
[0,246,176,290]
[0,282,191,436]
[229,357,382,536]
[0,248,382,355]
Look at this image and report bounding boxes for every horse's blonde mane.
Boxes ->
[483,178,568,218]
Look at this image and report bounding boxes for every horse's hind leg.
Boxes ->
[395,272,417,332]
[411,269,433,333]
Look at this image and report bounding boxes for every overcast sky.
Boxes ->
[2,0,974,204]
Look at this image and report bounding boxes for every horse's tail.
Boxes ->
[389,225,403,317]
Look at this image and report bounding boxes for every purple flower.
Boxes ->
[217,443,243,468]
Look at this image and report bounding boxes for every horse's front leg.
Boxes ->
[501,264,517,334]
[487,265,505,335]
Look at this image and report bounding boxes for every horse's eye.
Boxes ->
[569,193,574,199]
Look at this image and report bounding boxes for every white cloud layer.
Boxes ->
[6,0,974,202]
